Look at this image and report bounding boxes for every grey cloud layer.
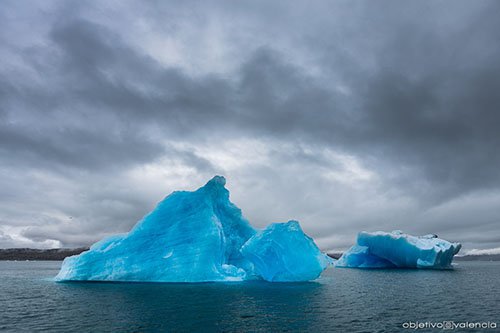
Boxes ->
[1,0,499,250]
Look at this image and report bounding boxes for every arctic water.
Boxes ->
[1,261,498,332]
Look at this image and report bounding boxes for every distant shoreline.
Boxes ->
[0,248,499,261]
[453,254,500,261]
[0,248,88,261]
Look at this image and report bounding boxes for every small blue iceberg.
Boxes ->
[336,230,461,269]
[55,176,330,283]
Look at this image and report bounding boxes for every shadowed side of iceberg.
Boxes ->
[241,221,331,282]
[55,176,329,283]
[335,245,396,269]
[336,230,461,269]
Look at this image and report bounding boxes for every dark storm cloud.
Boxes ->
[350,3,500,198]
[0,0,499,249]
[0,121,165,171]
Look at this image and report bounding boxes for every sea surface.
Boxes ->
[0,261,498,332]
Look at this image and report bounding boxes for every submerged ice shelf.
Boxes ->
[336,230,461,269]
[56,176,330,283]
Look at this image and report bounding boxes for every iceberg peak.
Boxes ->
[198,175,231,202]
[204,175,227,188]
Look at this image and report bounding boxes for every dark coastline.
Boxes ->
[0,248,498,261]
[0,248,88,261]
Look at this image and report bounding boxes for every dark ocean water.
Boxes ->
[0,261,498,332]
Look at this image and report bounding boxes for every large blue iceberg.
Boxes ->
[336,230,461,269]
[56,176,329,282]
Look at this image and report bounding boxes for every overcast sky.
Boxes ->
[1,0,500,253]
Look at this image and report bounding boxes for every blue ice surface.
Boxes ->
[336,230,461,269]
[241,221,331,282]
[335,245,395,269]
[55,176,329,283]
